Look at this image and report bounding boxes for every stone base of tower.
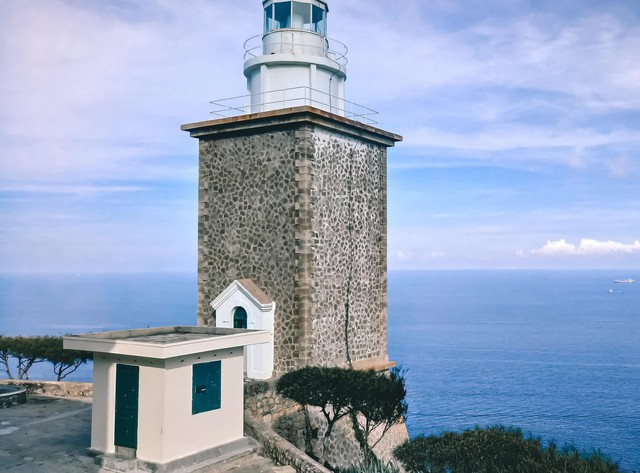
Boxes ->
[182,106,402,374]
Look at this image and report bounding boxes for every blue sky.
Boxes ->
[1,0,639,273]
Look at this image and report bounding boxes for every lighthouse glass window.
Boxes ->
[312,5,326,35]
[273,2,292,29]
[292,2,311,30]
[265,1,326,35]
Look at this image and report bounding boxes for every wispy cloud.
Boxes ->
[403,127,640,153]
[0,182,147,196]
[332,1,640,175]
[0,0,246,185]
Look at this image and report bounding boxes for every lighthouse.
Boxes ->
[182,1,402,376]
[243,0,346,115]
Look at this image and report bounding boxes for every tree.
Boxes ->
[42,337,92,381]
[350,367,408,466]
[277,366,356,465]
[0,335,14,379]
[9,336,49,380]
[0,335,92,381]
[277,366,408,468]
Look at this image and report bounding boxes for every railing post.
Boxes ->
[206,87,379,124]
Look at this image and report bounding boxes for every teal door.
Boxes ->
[114,364,139,449]
[233,307,247,329]
[192,361,221,414]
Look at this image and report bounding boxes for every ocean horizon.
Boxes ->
[1,270,638,471]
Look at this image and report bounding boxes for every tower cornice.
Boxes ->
[181,106,402,147]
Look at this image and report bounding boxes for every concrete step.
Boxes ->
[95,437,258,473]
[213,453,296,473]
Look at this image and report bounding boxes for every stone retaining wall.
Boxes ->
[0,380,93,397]
[274,406,409,470]
[245,412,332,473]
[245,379,303,423]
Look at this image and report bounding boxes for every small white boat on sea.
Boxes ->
[614,278,636,284]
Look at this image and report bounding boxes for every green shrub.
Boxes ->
[394,425,625,473]
[337,456,400,473]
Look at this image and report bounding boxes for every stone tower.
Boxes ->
[182,0,401,376]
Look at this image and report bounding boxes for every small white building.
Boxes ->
[210,279,275,380]
[64,326,270,466]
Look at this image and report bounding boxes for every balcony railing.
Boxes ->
[243,33,348,66]
[209,86,379,125]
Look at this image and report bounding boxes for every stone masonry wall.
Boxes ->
[197,120,389,373]
[0,380,93,397]
[245,379,303,424]
[198,129,302,373]
[310,129,387,366]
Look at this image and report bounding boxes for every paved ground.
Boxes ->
[0,396,288,473]
[0,396,98,472]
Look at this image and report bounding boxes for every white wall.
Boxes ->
[91,356,116,454]
[91,349,245,465]
[213,284,274,380]
[136,366,166,462]
[158,350,244,463]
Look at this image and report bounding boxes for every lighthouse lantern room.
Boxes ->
[243,0,346,115]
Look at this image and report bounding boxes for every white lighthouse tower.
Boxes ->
[243,0,347,114]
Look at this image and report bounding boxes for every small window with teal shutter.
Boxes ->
[192,361,221,414]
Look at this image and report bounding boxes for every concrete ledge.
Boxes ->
[0,385,26,408]
[0,380,93,397]
[181,106,402,147]
[347,356,396,372]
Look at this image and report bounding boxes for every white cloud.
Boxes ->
[0,0,249,185]
[0,182,146,196]
[403,126,640,153]
[533,238,640,256]
[338,3,640,105]
[331,2,640,174]
[607,155,632,178]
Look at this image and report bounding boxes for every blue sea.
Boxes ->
[1,270,638,471]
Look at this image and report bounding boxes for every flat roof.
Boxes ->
[63,326,271,360]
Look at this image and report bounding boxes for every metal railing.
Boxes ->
[243,33,348,66]
[209,86,379,125]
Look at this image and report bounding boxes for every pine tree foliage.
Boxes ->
[277,366,407,468]
[0,335,91,381]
